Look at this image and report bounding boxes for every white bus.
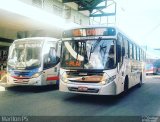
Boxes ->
[59,26,146,95]
[7,37,61,86]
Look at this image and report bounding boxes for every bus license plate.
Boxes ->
[17,79,23,82]
[78,87,88,92]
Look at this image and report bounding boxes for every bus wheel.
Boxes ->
[138,74,142,87]
[124,77,129,93]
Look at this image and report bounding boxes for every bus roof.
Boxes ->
[65,25,116,29]
[63,25,145,52]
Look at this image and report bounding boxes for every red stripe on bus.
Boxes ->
[12,76,30,79]
[0,71,6,74]
[46,76,59,81]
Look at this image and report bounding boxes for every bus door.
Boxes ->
[43,41,60,84]
[116,34,127,93]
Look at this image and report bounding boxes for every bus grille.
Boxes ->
[14,81,29,84]
[69,80,100,83]
[14,71,30,76]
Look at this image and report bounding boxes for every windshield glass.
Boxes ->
[8,41,42,70]
[61,39,116,70]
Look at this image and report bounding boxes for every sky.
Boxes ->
[114,0,160,58]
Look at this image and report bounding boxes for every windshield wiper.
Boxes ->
[88,37,102,60]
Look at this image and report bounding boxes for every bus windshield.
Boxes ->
[8,41,42,70]
[61,39,116,70]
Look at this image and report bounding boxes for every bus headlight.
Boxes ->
[7,72,14,78]
[101,74,107,85]
[32,72,42,78]
[60,72,68,83]
[101,75,116,85]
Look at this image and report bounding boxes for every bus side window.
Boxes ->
[129,42,132,59]
[124,38,128,58]
[43,42,60,69]
[128,40,130,58]
[137,47,139,61]
[48,47,59,63]
[134,45,137,60]
[49,47,57,63]
[109,45,114,54]
[139,49,141,61]
[132,44,134,59]
[122,38,125,57]
[141,51,143,61]
[105,44,115,69]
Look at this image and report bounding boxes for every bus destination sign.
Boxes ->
[63,27,116,38]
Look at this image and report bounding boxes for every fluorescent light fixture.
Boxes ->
[0,41,11,46]
[0,0,79,29]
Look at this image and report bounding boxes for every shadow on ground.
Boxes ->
[64,85,140,106]
[5,85,59,93]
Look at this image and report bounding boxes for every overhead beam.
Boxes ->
[90,0,106,7]
[62,0,80,3]
[62,0,116,24]
[90,13,115,17]
[90,0,116,17]
[78,0,106,11]
[78,6,106,11]
[0,37,13,43]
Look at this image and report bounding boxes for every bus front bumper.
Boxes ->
[7,75,43,86]
[59,80,117,95]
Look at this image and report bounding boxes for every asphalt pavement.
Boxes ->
[0,76,160,122]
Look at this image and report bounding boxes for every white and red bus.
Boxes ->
[145,63,157,75]
[59,26,146,95]
[7,37,61,86]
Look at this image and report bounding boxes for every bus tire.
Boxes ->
[124,76,129,93]
[138,73,142,87]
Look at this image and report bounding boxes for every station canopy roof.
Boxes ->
[62,0,116,17]
[63,0,105,11]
